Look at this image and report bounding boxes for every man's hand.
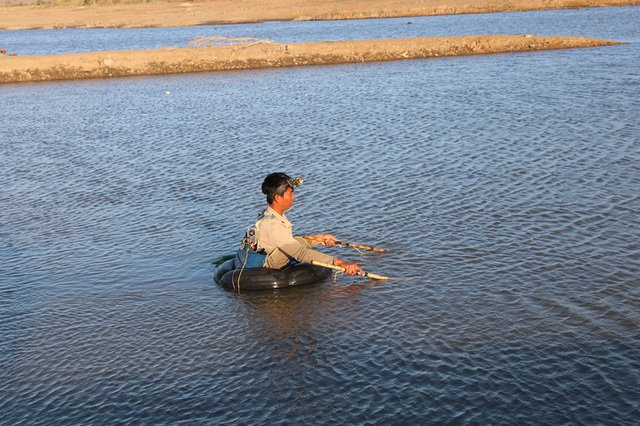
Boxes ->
[309,233,339,247]
[334,258,363,276]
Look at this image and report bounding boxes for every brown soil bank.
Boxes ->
[1,0,638,30]
[0,35,620,84]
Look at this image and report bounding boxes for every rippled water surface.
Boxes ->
[1,8,639,425]
[2,6,639,55]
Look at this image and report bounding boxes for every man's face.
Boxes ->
[278,186,295,211]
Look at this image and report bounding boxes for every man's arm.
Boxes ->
[276,240,336,265]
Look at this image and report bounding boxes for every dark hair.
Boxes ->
[262,172,292,204]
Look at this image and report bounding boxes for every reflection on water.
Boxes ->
[1,8,639,425]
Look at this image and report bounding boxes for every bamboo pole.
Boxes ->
[303,235,387,252]
[311,261,389,281]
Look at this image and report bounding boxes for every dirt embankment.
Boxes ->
[0,0,632,83]
[0,0,638,30]
[0,35,621,84]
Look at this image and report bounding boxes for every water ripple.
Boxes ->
[2,13,639,424]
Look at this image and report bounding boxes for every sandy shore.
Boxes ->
[1,0,638,30]
[0,35,620,83]
[0,0,633,83]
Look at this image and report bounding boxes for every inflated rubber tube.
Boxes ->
[213,257,331,290]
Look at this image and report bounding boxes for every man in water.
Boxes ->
[254,172,363,275]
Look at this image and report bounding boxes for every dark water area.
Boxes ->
[1,7,639,425]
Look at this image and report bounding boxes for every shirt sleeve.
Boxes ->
[277,240,335,265]
[259,218,335,266]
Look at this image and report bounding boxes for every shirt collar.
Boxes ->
[265,205,288,223]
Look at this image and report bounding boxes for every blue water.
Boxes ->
[1,6,638,55]
[1,6,639,425]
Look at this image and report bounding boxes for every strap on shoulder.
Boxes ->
[257,210,276,220]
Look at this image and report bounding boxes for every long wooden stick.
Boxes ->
[303,236,387,252]
[311,261,389,281]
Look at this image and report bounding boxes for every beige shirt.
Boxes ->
[255,206,335,269]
